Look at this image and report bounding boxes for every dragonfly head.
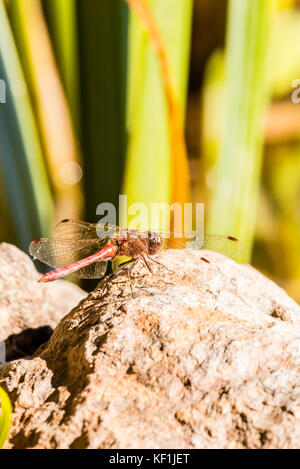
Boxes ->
[147,232,163,255]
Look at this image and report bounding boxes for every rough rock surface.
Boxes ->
[0,243,86,342]
[1,249,300,449]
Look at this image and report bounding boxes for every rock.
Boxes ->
[0,248,300,449]
[0,243,86,343]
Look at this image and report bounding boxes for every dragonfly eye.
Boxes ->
[147,232,163,254]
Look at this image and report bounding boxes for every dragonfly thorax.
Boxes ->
[114,231,163,258]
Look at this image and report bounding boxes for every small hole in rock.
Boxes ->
[4,326,53,361]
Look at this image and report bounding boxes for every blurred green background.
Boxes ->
[0,0,299,302]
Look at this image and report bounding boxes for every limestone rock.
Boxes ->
[1,249,300,449]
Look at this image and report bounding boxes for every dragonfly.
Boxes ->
[29,218,242,283]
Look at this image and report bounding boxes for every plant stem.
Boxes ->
[208,0,272,262]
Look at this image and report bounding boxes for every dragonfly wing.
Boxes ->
[54,218,119,240]
[72,261,108,279]
[189,234,242,258]
[54,219,98,239]
[29,238,107,268]
[162,234,243,258]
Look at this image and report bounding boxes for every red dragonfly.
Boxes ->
[29,219,242,283]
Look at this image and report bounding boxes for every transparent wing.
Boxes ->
[54,218,119,240]
[29,238,107,268]
[72,261,108,279]
[161,233,243,258]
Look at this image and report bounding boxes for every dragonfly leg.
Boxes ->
[140,254,176,290]
[145,254,178,288]
[146,255,172,273]
[126,260,138,297]
[109,259,138,297]
[95,259,133,291]
[106,259,135,283]
[141,254,154,274]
